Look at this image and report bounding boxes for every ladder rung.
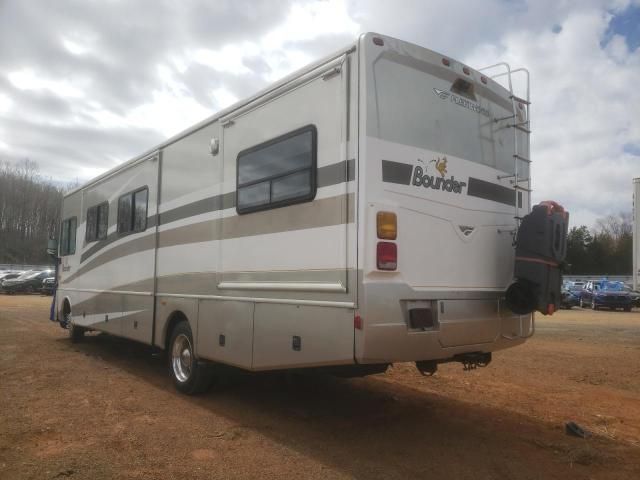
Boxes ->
[510,124,531,134]
[494,114,517,122]
[514,216,525,220]
[510,95,530,105]
[497,173,515,180]
[514,185,532,192]
[513,154,531,163]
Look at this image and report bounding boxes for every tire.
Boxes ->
[591,299,598,311]
[168,320,214,395]
[67,314,85,343]
[624,306,631,312]
[579,298,584,308]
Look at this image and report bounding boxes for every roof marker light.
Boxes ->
[373,37,384,46]
[442,58,450,66]
[481,76,488,84]
[463,66,470,75]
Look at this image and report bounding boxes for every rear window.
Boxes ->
[368,53,528,176]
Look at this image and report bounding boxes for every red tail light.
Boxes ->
[377,242,397,270]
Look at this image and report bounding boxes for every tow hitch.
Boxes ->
[455,352,492,371]
[415,352,492,375]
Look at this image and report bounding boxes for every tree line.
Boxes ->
[0,160,67,265]
[565,212,633,275]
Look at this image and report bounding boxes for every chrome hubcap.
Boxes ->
[171,334,193,383]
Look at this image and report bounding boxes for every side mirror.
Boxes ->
[47,238,58,258]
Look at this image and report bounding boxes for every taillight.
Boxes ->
[376,211,397,239]
[377,242,397,270]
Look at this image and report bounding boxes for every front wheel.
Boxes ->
[591,299,598,310]
[579,298,584,308]
[169,321,213,394]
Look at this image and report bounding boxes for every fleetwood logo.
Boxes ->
[432,87,490,117]
[433,88,450,100]
[412,156,466,194]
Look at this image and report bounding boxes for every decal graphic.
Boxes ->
[432,87,490,117]
[430,157,448,177]
[412,157,466,194]
[433,88,450,100]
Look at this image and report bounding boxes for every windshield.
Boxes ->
[368,52,529,176]
[601,282,624,291]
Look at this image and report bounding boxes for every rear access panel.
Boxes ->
[437,299,500,347]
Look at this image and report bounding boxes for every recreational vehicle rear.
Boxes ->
[53,33,567,393]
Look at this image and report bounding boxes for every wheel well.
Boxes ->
[164,311,188,351]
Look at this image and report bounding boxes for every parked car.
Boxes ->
[560,284,581,309]
[41,277,56,295]
[623,285,640,308]
[1,270,54,294]
[580,280,633,311]
[0,272,23,292]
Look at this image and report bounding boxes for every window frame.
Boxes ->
[85,201,109,243]
[235,125,317,215]
[60,216,77,256]
[117,186,149,236]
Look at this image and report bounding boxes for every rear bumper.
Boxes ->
[356,281,529,364]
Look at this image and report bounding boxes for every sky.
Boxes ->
[0,0,638,228]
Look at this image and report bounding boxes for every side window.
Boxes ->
[236,125,316,214]
[97,202,109,240]
[86,206,97,242]
[60,217,77,256]
[118,187,148,234]
[86,202,109,242]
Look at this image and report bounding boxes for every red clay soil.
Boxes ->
[1,295,639,479]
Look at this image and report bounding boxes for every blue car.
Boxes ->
[580,280,633,311]
[560,284,581,309]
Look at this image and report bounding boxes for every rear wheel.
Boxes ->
[579,298,584,308]
[591,299,598,310]
[67,315,85,343]
[169,321,213,394]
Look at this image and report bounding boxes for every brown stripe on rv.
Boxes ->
[467,177,517,206]
[65,193,355,284]
[381,160,413,185]
[79,159,354,264]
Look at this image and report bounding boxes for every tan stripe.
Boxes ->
[63,234,155,284]
[69,193,354,283]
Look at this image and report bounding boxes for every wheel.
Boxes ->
[624,306,631,312]
[169,321,214,394]
[67,314,85,343]
[579,298,584,308]
[591,299,598,310]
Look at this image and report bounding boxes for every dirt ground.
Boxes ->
[1,295,639,480]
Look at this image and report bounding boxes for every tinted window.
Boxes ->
[118,194,132,233]
[86,206,97,242]
[133,189,148,231]
[118,188,148,234]
[97,202,109,240]
[60,217,77,256]
[237,126,316,214]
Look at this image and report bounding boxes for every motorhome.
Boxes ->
[53,33,567,394]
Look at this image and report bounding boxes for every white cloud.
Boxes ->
[7,69,84,99]
[464,6,640,227]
